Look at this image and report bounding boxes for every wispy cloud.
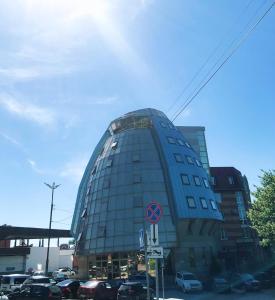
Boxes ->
[27,159,45,174]
[60,157,88,184]
[0,94,56,127]
[0,132,22,147]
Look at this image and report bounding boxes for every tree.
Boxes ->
[248,170,275,247]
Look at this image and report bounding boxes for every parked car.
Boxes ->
[127,274,155,288]
[21,276,55,290]
[52,268,75,279]
[56,279,83,298]
[8,284,62,300]
[211,277,231,293]
[77,280,117,300]
[254,272,272,289]
[0,275,30,293]
[175,271,203,293]
[117,282,154,300]
[231,273,261,292]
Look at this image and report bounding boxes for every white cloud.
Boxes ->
[60,157,88,184]
[0,94,56,127]
[0,67,40,80]
[27,159,45,174]
[0,132,22,147]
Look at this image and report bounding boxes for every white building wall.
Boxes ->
[0,256,24,273]
[25,247,73,272]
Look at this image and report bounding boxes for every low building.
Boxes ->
[210,167,261,271]
[0,226,73,274]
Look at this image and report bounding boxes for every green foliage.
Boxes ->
[248,170,275,247]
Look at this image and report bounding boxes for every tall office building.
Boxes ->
[177,126,210,174]
[71,109,222,278]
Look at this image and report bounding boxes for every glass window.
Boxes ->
[103,179,110,189]
[187,196,196,208]
[210,199,217,210]
[133,174,141,184]
[168,123,174,129]
[167,137,176,144]
[81,208,87,218]
[91,165,97,175]
[181,174,190,185]
[97,226,106,237]
[111,141,118,149]
[186,155,194,165]
[195,159,202,167]
[185,141,191,148]
[177,139,185,146]
[132,154,140,162]
[210,176,216,185]
[106,159,112,167]
[174,153,184,163]
[200,197,208,209]
[203,178,209,188]
[193,176,201,186]
[228,176,234,185]
[133,196,143,207]
[160,122,166,128]
[221,228,228,240]
[77,232,83,242]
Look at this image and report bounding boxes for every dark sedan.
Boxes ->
[77,280,117,300]
[56,279,83,298]
[254,272,272,289]
[231,273,261,292]
[8,284,62,300]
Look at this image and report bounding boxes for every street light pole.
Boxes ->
[44,182,60,275]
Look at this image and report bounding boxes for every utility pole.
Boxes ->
[44,182,60,275]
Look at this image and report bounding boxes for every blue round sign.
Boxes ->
[145,201,163,224]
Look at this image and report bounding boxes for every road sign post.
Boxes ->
[145,201,163,300]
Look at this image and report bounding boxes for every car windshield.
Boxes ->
[241,274,254,281]
[83,281,98,288]
[183,274,196,280]
[57,279,72,286]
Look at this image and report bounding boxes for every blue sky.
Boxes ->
[0,0,274,230]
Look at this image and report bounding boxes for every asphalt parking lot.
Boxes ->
[158,287,275,300]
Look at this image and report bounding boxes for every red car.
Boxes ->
[77,280,117,300]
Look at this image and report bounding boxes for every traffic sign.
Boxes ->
[150,224,159,246]
[145,201,163,224]
[147,246,164,259]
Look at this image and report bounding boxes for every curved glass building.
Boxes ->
[71,108,222,277]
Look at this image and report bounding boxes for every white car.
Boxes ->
[52,267,76,278]
[175,271,203,293]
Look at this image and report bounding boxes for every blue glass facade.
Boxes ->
[71,108,222,275]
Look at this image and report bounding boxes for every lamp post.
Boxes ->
[44,182,60,275]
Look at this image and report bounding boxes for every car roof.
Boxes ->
[30,276,50,279]
[26,283,52,287]
[177,271,194,275]
[123,282,143,285]
[3,274,29,277]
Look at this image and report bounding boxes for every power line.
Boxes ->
[172,1,274,122]
[166,0,257,116]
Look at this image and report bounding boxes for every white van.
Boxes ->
[0,274,30,292]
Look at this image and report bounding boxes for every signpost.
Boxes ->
[145,201,163,300]
[147,246,163,259]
